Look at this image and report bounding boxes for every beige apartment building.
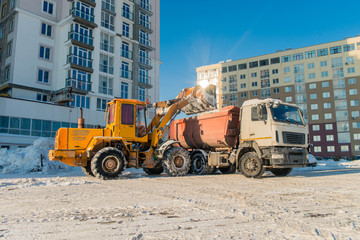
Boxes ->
[197,36,360,159]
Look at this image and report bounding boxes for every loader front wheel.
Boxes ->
[163,147,190,177]
[239,152,265,178]
[81,163,94,177]
[91,147,125,180]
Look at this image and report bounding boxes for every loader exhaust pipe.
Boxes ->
[78,108,85,128]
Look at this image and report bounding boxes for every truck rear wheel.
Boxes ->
[163,147,190,177]
[191,152,214,175]
[239,152,264,178]
[143,166,164,175]
[270,168,292,177]
[91,147,125,180]
[81,164,94,177]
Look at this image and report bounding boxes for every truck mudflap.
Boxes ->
[269,147,307,167]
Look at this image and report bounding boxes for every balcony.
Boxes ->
[139,56,152,68]
[99,64,114,75]
[67,54,93,72]
[121,49,133,60]
[70,7,97,28]
[66,78,92,92]
[139,75,151,87]
[101,1,115,13]
[139,19,151,30]
[68,31,94,49]
[122,10,134,21]
[139,38,151,48]
[121,69,132,79]
[139,0,152,13]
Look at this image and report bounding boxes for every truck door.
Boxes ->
[120,103,136,139]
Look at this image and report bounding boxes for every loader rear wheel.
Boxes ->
[81,164,94,177]
[239,152,265,178]
[143,166,164,175]
[270,168,292,177]
[191,152,214,175]
[219,164,236,174]
[91,147,125,180]
[163,147,190,177]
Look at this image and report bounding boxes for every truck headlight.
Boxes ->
[272,154,284,159]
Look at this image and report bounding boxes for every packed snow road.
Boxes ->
[1,167,360,240]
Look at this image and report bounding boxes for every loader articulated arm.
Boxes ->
[147,84,217,147]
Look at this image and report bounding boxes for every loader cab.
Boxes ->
[106,99,148,142]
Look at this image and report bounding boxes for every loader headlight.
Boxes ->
[272,154,284,159]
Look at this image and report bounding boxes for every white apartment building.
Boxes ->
[0,0,160,149]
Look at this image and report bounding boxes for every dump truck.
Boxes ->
[169,98,309,178]
[49,85,217,179]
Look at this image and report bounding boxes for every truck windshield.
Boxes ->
[271,104,304,126]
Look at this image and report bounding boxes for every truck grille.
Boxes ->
[282,132,305,144]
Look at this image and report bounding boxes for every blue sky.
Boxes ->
[159,0,360,101]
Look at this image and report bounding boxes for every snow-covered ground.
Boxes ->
[0,140,360,239]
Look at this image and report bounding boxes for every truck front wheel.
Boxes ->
[239,152,265,178]
[91,147,125,180]
[270,168,292,177]
[163,147,190,177]
[191,152,214,175]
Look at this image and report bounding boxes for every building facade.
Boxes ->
[197,36,360,159]
[0,0,160,149]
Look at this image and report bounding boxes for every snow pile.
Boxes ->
[315,159,360,170]
[0,138,71,174]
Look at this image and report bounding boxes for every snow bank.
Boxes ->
[314,159,360,170]
[0,138,71,174]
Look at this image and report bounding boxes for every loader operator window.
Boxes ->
[121,104,134,125]
[108,104,115,124]
[136,105,147,137]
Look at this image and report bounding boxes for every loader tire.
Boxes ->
[162,147,190,177]
[191,152,214,175]
[91,147,125,180]
[219,164,236,174]
[239,152,265,178]
[143,166,164,175]
[270,168,292,177]
[81,163,94,177]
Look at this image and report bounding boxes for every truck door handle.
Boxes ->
[250,133,255,136]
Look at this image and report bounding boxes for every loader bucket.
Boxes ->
[180,84,217,115]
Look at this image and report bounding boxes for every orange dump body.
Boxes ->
[169,106,240,150]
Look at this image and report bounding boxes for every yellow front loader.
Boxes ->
[49,85,216,179]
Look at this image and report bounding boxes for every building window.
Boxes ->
[121,61,131,79]
[349,89,357,95]
[240,74,246,79]
[324,113,332,120]
[346,56,354,64]
[309,83,316,89]
[4,65,10,82]
[101,11,114,31]
[308,63,315,69]
[251,82,257,87]
[102,0,115,12]
[323,103,331,109]
[281,55,291,62]
[36,93,48,102]
[10,0,15,10]
[317,48,328,57]
[222,95,227,100]
[121,82,128,99]
[238,63,247,70]
[229,94,238,102]
[70,23,93,46]
[229,75,237,83]
[310,93,317,100]
[341,145,349,152]
[38,69,49,83]
[139,67,149,84]
[139,30,150,46]
[305,50,316,59]
[6,41,12,57]
[100,32,114,53]
[139,49,150,65]
[249,61,258,68]
[42,0,54,15]
[67,69,91,91]
[310,104,318,110]
[330,46,342,54]
[312,125,320,131]
[222,67,227,73]
[321,71,328,77]
[348,78,356,85]
[122,3,133,20]
[323,92,330,98]
[347,67,355,74]
[327,146,335,152]
[99,54,114,74]
[292,53,303,61]
[97,98,110,111]
[355,145,360,152]
[354,134,360,140]
[321,81,329,88]
[261,79,270,88]
[284,77,291,83]
[259,59,269,66]
[240,83,246,89]
[41,22,52,37]
[9,18,14,33]
[308,73,315,79]
[312,114,319,120]
[72,1,94,22]
[284,86,291,92]
[271,57,280,64]
[229,84,237,92]
[68,46,92,68]
[39,45,50,60]
[252,91,258,97]
[285,96,292,102]
[70,95,90,109]
[272,69,278,74]
[284,67,290,73]
[273,88,279,94]
[0,26,4,38]
[320,61,327,67]
[139,87,146,101]
[352,111,360,118]
[99,75,113,95]
[313,135,321,142]
[325,123,333,130]
[273,78,279,84]
[343,43,355,52]
[241,92,247,98]
[251,72,257,78]
[121,42,132,59]
[350,100,359,107]
[228,65,237,72]
[353,122,360,128]
[314,146,321,153]
[122,22,130,37]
